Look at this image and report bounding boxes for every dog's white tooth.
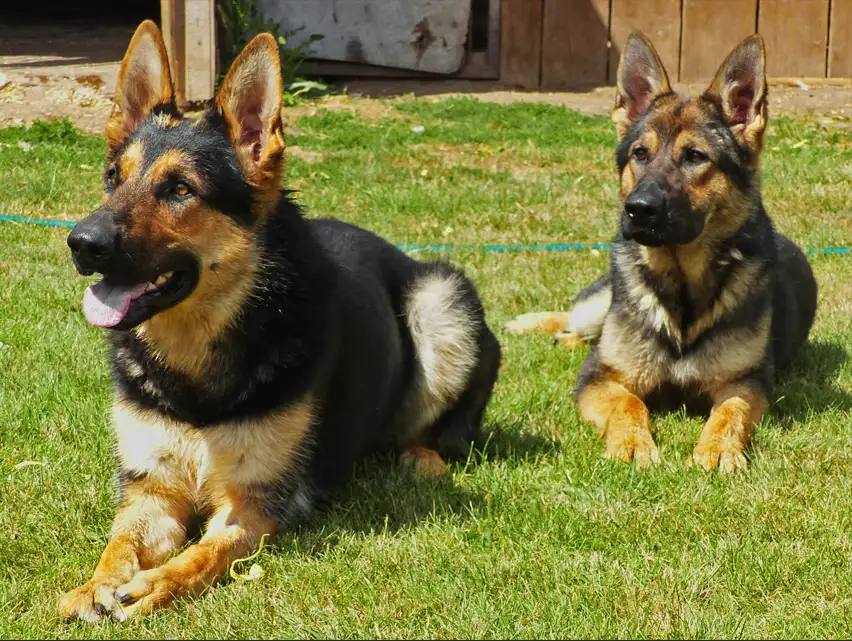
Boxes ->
[146,282,157,292]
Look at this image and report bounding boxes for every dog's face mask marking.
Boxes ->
[612,32,768,248]
[67,22,285,331]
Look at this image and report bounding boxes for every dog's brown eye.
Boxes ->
[106,167,118,188]
[172,181,192,199]
[632,146,649,162]
[685,149,708,164]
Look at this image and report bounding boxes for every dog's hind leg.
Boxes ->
[399,265,501,476]
[504,274,612,347]
[503,311,573,335]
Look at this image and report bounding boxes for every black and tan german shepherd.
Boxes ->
[59,21,500,622]
[505,33,817,472]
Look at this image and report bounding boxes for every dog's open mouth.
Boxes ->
[83,269,198,329]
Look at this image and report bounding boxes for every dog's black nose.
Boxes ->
[67,211,119,275]
[625,181,667,226]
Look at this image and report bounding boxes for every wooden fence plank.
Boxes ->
[829,0,852,77]
[680,0,758,81]
[160,0,186,103]
[759,0,830,77]
[609,0,682,81]
[500,0,543,88]
[184,0,216,102]
[541,0,610,89]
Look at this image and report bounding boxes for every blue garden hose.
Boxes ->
[0,213,847,256]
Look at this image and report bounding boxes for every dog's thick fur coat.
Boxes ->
[505,32,817,472]
[59,22,500,622]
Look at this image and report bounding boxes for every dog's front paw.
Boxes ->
[109,568,182,621]
[553,330,585,348]
[502,312,570,336]
[58,578,125,623]
[691,439,748,474]
[400,446,448,479]
[604,425,660,469]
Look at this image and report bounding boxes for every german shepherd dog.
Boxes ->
[59,22,500,622]
[505,33,817,472]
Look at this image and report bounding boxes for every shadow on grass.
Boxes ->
[277,423,557,556]
[772,339,851,427]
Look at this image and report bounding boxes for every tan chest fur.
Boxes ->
[112,397,314,501]
[599,307,771,396]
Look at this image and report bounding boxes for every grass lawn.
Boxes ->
[1,97,851,639]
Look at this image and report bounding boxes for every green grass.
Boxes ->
[1,101,851,638]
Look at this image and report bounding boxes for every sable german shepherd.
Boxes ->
[59,21,500,622]
[505,33,817,472]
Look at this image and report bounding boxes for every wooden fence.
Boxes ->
[501,0,852,89]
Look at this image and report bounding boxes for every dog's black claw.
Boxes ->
[116,592,133,605]
[95,603,107,616]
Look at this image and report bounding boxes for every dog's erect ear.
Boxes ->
[704,34,768,154]
[612,32,673,140]
[215,33,285,196]
[106,21,175,151]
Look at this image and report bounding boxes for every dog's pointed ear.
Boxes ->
[612,32,673,139]
[703,34,768,154]
[106,20,175,151]
[215,33,285,192]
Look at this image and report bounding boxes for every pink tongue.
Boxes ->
[83,281,147,328]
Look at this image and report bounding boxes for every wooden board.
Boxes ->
[609,0,682,82]
[758,0,830,77]
[829,0,852,77]
[499,0,543,88]
[160,0,186,102]
[257,0,472,74]
[680,0,758,82]
[541,0,610,89]
[184,0,216,102]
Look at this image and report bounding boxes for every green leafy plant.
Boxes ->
[217,0,327,100]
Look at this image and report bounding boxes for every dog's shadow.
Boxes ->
[772,339,851,427]
[277,424,557,556]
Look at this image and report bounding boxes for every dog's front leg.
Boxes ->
[692,380,768,474]
[576,378,659,468]
[58,478,192,623]
[108,493,276,620]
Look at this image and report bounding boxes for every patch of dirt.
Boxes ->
[346,78,852,120]
[0,22,131,133]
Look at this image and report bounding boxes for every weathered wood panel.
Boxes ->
[609,0,682,81]
[829,0,852,77]
[184,0,216,102]
[258,0,472,74]
[500,0,543,88]
[680,0,758,81]
[160,0,186,102]
[759,0,830,77]
[541,0,610,89]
